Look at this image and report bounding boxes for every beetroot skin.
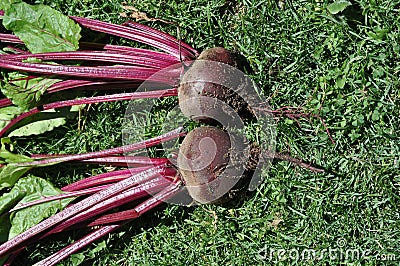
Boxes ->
[177,126,232,204]
[178,47,252,123]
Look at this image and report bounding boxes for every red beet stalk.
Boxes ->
[0,88,178,137]
[35,181,182,266]
[48,173,175,235]
[0,78,173,108]
[121,20,198,57]
[78,156,169,167]
[70,16,197,60]
[11,127,183,167]
[0,11,198,59]
[0,165,167,256]
[30,154,170,167]
[0,58,181,82]
[0,33,23,44]
[1,51,179,68]
[87,180,182,227]
[61,169,139,192]
[9,184,112,212]
[36,225,123,266]
[10,167,176,213]
[0,32,182,63]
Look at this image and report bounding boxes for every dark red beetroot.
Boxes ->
[176,48,261,204]
[178,47,253,123]
[177,126,233,204]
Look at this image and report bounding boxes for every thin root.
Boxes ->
[265,150,325,173]
[260,105,335,145]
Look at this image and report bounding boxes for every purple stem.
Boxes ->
[122,21,199,57]
[4,45,30,54]
[87,209,138,227]
[0,10,198,58]
[2,51,177,69]
[11,167,174,213]
[71,16,196,60]
[0,79,172,109]
[2,248,23,266]
[0,35,180,64]
[0,88,178,137]
[9,184,112,212]
[0,79,142,109]
[38,78,172,95]
[0,59,181,82]
[36,224,124,266]
[48,176,171,235]
[13,127,184,166]
[62,165,175,192]
[0,98,12,107]
[35,181,182,266]
[77,156,169,166]
[87,182,182,227]
[0,165,166,256]
[0,33,23,44]
[43,79,140,93]
[30,154,170,167]
[61,169,138,192]
[61,166,175,192]
[80,42,181,63]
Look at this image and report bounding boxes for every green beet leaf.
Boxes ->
[0,214,11,264]
[0,106,23,131]
[0,0,21,11]
[67,253,86,266]
[0,175,73,240]
[1,74,61,111]
[0,99,82,138]
[2,1,81,53]
[0,149,33,189]
[327,0,352,15]
[0,73,82,137]
[0,147,33,165]
[8,105,82,137]
[0,164,32,189]
[0,214,11,244]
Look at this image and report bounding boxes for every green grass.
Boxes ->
[8,0,400,265]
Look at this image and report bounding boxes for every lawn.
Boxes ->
[3,0,400,265]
